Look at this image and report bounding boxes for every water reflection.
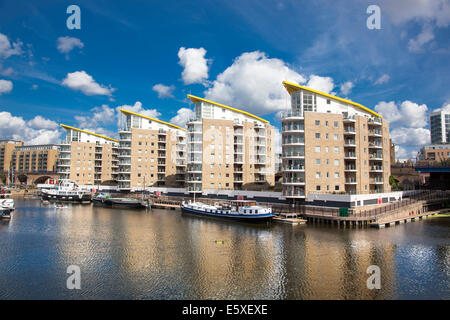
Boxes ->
[0,199,448,299]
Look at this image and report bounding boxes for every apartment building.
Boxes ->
[185,95,275,193]
[281,81,391,200]
[57,125,119,185]
[430,109,450,144]
[10,144,59,173]
[0,140,24,175]
[417,143,450,162]
[117,109,187,191]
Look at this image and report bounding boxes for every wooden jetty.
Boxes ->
[273,213,307,225]
[151,200,180,210]
[369,209,447,228]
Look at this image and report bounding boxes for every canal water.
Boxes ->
[0,199,448,299]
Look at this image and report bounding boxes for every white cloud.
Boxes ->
[340,81,354,95]
[0,111,61,145]
[273,127,282,154]
[27,115,58,129]
[430,103,450,113]
[408,24,435,52]
[169,108,194,127]
[375,100,428,128]
[0,64,14,76]
[152,83,175,98]
[306,75,334,94]
[382,0,450,27]
[390,127,430,146]
[57,36,84,54]
[0,79,13,95]
[62,71,114,96]
[399,100,428,128]
[375,74,390,85]
[204,51,305,115]
[0,33,23,59]
[178,47,210,85]
[374,101,402,123]
[75,104,116,130]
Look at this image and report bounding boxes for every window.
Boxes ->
[316,185,321,191]
[334,159,339,166]
[315,146,321,152]
[334,134,338,140]
[315,120,320,126]
[335,185,339,191]
[316,159,321,165]
[325,121,329,127]
[334,121,338,128]
[327,99,331,104]
[334,147,339,153]
[325,133,329,140]
[315,133,321,139]
[316,172,321,178]
[335,172,339,178]
[325,147,329,152]
[210,173,214,178]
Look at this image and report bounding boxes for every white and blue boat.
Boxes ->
[181,200,274,223]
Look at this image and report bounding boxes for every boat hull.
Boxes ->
[42,192,91,203]
[93,198,148,209]
[0,208,11,219]
[181,206,274,223]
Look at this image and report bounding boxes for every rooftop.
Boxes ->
[119,109,186,131]
[282,81,382,118]
[187,94,270,124]
[60,124,119,142]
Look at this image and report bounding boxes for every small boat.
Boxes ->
[41,180,91,203]
[93,193,148,209]
[41,200,50,205]
[1,208,11,220]
[0,198,15,211]
[181,200,274,223]
[54,204,68,209]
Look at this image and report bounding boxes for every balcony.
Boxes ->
[344,127,356,135]
[344,152,357,159]
[343,115,356,123]
[369,130,382,137]
[370,178,384,184]
[282,165,305,171]
[369,154,383,160]
[345,179,357,184]
[368,118,382,126]
[344,166,357,172]
[344,140,356,147]
[282,178,305,185]
[283,190,305,198]
[280,110,303,119]
[282,151,305,158]
[282,138,305,145]
[369,142,383,149]
[370,166,383,172]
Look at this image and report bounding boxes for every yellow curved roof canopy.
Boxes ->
[282,81,382,118]
[187,94,270,124]
[119,109,186,131]
[60,124,118,142]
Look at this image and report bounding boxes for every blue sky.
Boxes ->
[0,0,449,159]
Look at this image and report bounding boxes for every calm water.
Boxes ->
[0,199,449,300]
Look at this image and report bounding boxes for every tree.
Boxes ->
[389,175,400,190]
[0,173,6,184]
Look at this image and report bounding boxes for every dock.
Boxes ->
[150,200,180,210]
[273,213,307,225]
[369,209,447,228]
